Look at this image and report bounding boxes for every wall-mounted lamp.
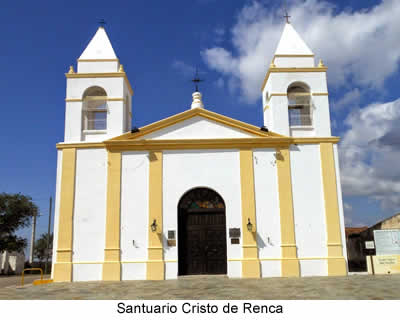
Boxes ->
[247,218,253,232]
[151,219,157,232]
[274,150,283,161]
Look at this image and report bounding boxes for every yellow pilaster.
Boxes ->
[320,143,347,276]
[53,148,76,282]
[146,151,165,280]
[102,151,122,281]
[239,149,260,278]
[276,147,300,277]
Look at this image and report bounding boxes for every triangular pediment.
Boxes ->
[109,108,284,141]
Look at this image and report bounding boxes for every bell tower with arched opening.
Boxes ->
[261,22,332,138]
[64,26,133,142]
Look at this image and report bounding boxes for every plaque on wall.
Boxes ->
[229,228,241,238]
[167,239,176,247]
[231,238,240,244]
[168,230,176,239]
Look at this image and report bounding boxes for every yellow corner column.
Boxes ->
[147,151,165,280]
[239,149,260,278]
[102,150,122,281]
[276,147,300,277]
[53,148,76,282]
[320,143,347,276]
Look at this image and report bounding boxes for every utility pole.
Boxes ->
[29,212,37,264]
[45,197,52,274]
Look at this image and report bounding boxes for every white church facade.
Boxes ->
[52,22,348,282]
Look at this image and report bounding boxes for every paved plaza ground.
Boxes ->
[0,274,399,299]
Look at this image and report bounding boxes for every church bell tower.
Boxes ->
[64,26,133,142]
[261,21,332,138]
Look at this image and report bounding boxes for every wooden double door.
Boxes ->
[178,209,227,275]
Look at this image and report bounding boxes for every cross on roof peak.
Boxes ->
[191,68,204,92]
[98,19,106,27]
[283,11,291,24]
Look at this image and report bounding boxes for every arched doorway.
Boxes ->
[178,187,227,275]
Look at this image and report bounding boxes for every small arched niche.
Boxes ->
[82,86,108,131]
[287,82,312,127]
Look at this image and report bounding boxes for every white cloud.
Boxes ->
[172,60,196,77]
[214,26,225,43]
[334,88,361,110]
[339,98,400,210]
[344,202,353,212]
[215,77,224,88]
[202,0,400,103]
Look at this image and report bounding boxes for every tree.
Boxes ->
[34,233,53,262]
[0,193,38,253]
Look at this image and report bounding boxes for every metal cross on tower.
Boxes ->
[99,19,106,27]
[191,68,204,92]
[283,1,291,23]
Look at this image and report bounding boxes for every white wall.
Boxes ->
[64,77,128,142]
[333,144,348,261]
[253,149,282,277]
[263,72,331,137]
[51,150,63,279]
[120,151,149,280]
[274,56,315,68]
[290,144,327,276]
[141,116,256,140]
[72,149,107,281]
[77,61,119,73]
[163,149,242,278]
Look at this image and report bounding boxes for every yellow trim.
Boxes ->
[276,147,300,277]
[312,93,329,96]
[65,72,133,96]
[53,148,76,282]
[57,143,105,149]
[273,54,315,59]
[64,260,178,265]
[102,151,122,281]
[320,143,347,276]
[263,105,269,112]
[77,59,119,62]
[261,67,328,92]
[293,137,339,144]
[65,97,125,102]
[239,149,260,278]
[270,93,287,97]
[65,72,124,78]
[147,151,165,280]
[106,138,292,151]
[56,137,340,151]
[229,257,341,262]
[110,107,282,141]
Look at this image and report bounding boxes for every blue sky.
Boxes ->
[1,0,399,254]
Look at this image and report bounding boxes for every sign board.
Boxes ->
[365,241,375,249]
[167,240,176,247]
[374,229,400,255]
[229,228,241,238]
[367,255,400,275]
[168,230,176,240]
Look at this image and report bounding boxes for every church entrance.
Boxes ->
[178,188,227,275]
